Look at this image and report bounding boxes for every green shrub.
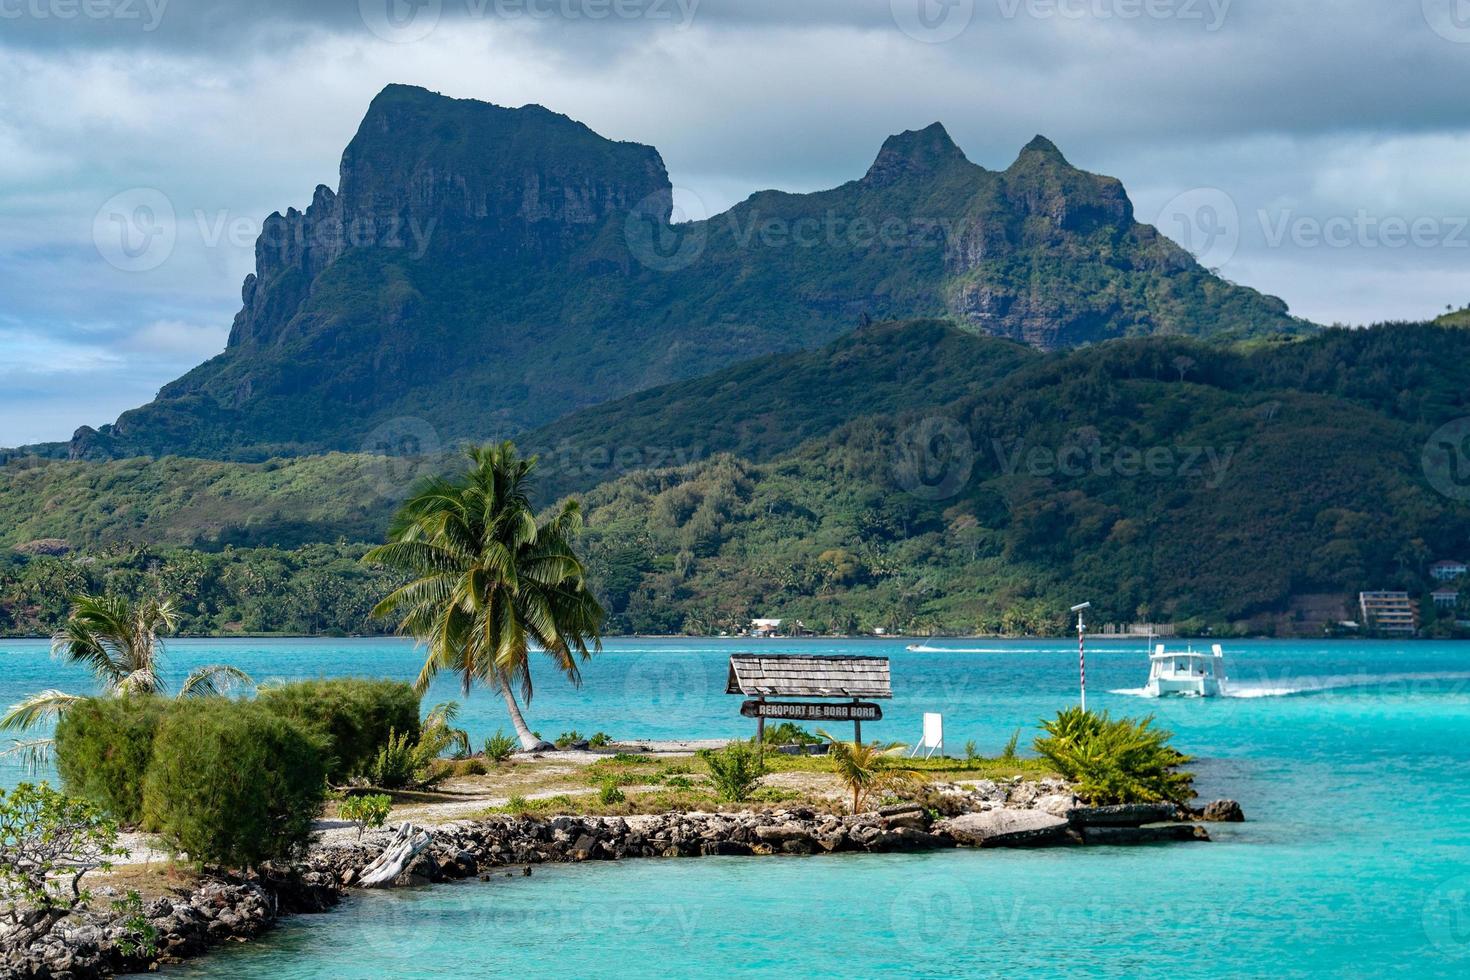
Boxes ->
[337,793,392,840]
[54,696,168,826]
[0,782,123,946]
[143,700,326,868]
[598,780,626,805]
[588,732,612,749]
[760,722,821,746]
[366,728,453,790]
[366,729,419,789]
[483,730,517,763]
[1001,728,1021,762]
[1033,708,1195,805]
[256,679,420,782]
[554,730,583,749]
[699,742,764,802]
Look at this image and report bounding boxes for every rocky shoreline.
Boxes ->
[2,780,1243,979]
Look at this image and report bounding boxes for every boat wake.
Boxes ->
[904,645,1088,654]
[1110,670,1470,699]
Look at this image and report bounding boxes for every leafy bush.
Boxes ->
[554,730,583,749]
[143,700,326,868]
[109,890,159,958]
[54,696,168,826]
[588,731,612,748]
[598,780,626,805]
[256,679,420,782]
[0,782,123,946]
[761,722,821,746]
[366,729,419,789]
[483,730,517,763]
[366,728,453,790]
[699,742,764,802]
[338,793,392,840]
[1033,708,1195,805]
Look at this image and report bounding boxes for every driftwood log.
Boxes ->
[357,823,432,888]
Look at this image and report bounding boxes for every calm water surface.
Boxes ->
[3,636,1468,977]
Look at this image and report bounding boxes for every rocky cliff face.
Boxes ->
[61,85,1307,461]
[227,84,670,351]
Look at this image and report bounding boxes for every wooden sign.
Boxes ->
[740,700,883,722]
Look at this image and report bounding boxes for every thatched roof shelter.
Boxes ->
[725,654,892,699]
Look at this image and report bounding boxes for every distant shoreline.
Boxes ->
[1,631,1454,643]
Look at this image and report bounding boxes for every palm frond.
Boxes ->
[0,737,56,774]
[0,690,83,732]
[179,664,254,698]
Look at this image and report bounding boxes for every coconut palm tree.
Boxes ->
[364,442,604,751]
[818,731,918,814]
[1,593,253,768]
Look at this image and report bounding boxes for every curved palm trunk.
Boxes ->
[498,684,552,751]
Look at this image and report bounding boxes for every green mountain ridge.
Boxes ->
[50,84,1309,462]
[5,319,1470,637]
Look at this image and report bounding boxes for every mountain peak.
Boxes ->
[863,122,969,186]
[1009,134,1072,169]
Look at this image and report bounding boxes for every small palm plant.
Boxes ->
[818,731,918,814]
[1033,707,1194,805]
[422,702,471,759]
[1,593,252,768]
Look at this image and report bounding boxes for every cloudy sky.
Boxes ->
[3,0,1469,446]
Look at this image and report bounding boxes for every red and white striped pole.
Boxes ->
[1072,601,1091,713]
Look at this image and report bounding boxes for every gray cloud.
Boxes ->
[2,0,1469,445]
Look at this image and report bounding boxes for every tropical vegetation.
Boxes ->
[337,793,392,840]
[818,732,916,814]
[0,782,123,947]
[255,678,421,783]
[5,321,1470,638]
[698,741,765,802]
[141,699,326,867]
[364,442,604,750]
[0,593,250,767]
[1033,708,1195,805]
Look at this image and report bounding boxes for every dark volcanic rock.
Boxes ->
[1066,803,1180,827]
[1081,824,1210,845]
[1200,799,1246,822]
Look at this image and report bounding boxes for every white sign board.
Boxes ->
[921,712,943,748]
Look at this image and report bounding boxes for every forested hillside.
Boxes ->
[5,321,1468,637]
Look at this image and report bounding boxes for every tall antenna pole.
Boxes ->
[1071,601,1092,713]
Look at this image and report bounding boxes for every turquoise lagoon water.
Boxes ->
[4,636,1470,977]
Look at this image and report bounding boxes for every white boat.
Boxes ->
[1144,643,1228,697]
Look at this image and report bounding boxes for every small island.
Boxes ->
[1,446,1242,979]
